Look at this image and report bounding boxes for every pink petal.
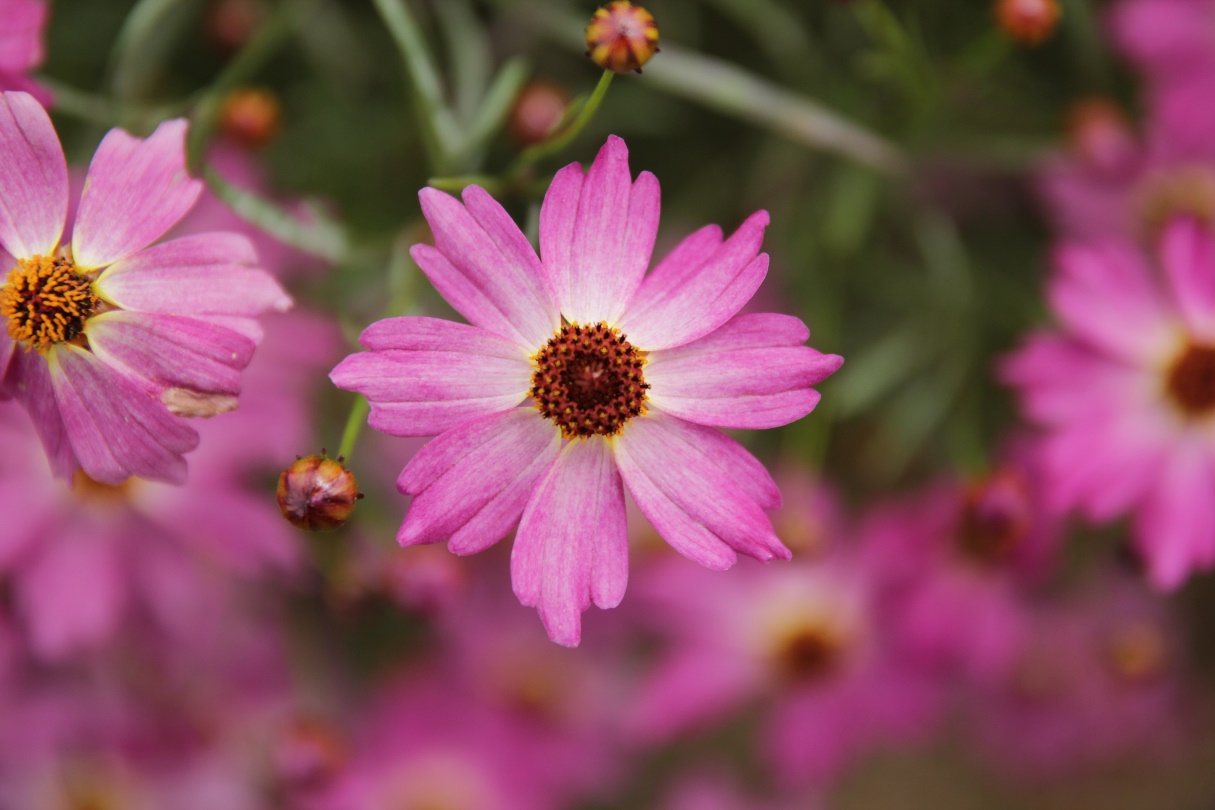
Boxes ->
[329,318,532,437]
[1047,241,1180,365]
[48,345,199,485]
[630,647,759,741]
[1108,0,1213,70]
[71,118,202,269]
[85,311,255,396]
[618,211,770,351]
[538,135,659,324]
[1134,446,1215,589]
[511,437,628,647]
[414,186,557,350]
[0,90,66,258]
[612,412,790,569]
[646,314,842,430]
[4,347,76,478]
[0,0,47,74]
[94,232,290,316]
[15,524,127,659]
[1158,218,1215,342]
[1040,415,1168,521]
[396,407,560,553]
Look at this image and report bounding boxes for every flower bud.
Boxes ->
[220,87,283,149]
[1066,97,1137,175]
[995,0,1061,46]
[274,717,348,791]
[277,452,362,531]
[206,0,270,54]
[586,1,660,75]
[509,81,570,146]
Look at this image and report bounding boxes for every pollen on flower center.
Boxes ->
[1166,343,1215,417]
[530,322,649,439]
[1,254,99,353]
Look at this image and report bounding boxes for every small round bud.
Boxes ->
[274,717,348,791]
[509,81,570,146]
[995,0,1061,46]
[586,1,660,75]
[1065,98,1136,174]
[220,87,283,149]
[277,452,362,531]
[205,0,270,54]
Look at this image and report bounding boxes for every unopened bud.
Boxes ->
[206,0,270,54]
[509,81,570,146]
[586,1,660,75]
[1066,98,1136,174]
[275,717,348,791]
[220,87,283,149]
[277,451,362,531]
[995,0,1061,46]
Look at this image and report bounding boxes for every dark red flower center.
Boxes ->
[774,625,842,683]
[1166,343,1215,417]
[530,322,649,439]
[955,470,1032,565]
[1,254,98,352]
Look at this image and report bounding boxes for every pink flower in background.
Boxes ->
[656,771,821,810]
[1002,218,1215,589]
[0,311,337,659]
[629,537,940,786]
[331,135,842,646]
[964,575,1191,779]
[859,452,1062,680]
[0,91,290,485]
[0,0,50,104]
[301,674,609,810]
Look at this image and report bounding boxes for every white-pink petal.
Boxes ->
[619,211,771,351]
[1134,445,1215,590]
[48,344,199,485]
[511,437,628,647]
[5,348,76,478]
[612,412,790,569]
[416,186,557,350]
[539,135,660,324]
[72,118,203,269]
[94,232,290,316]
[1159,217,1215,343]
[0,90,66,258]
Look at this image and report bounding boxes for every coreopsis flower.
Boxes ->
[1002,218,1215,588]
[0,91,290,484]
[0,0,49,103]
[331,135,842,645]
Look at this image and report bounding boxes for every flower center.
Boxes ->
[955,469,1032,565]
[773,624,843,684]
[1104,619,1168,685]
[530,322,648,439]
[1,254,99,353]
[1166,343,1215,417]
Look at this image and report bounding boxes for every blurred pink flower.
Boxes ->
[965,575,1192,779]
[629,494,940,787]
[0,0,50,104]
[1002,219,1215,589]
[331,135,842,646]
[858,452,1062,680]
[0,92,290,484]
[657,771,822,810]
[301,674,608,810]
[0,311,338,659]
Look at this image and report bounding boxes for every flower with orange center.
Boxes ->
[585,1,659,74]
[0,91,289,485]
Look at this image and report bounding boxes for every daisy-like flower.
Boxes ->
[0,91,290,485]
[0,0,50,104]
[1002,217,1215,588]
[331,135,842,646]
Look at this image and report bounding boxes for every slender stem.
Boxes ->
[510,70,614,172]
[337,396,370,461]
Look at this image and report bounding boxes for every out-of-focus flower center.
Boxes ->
[1165,343,1215,417]
[2,254,99,353]
[530,321,649,439]
[72,469,135,503]
[772,623,843,684]
[1105,618,1168,685]
[955,469,1032,565]
[1137,166,1215,237]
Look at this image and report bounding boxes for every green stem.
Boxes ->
[337,396,370,461]
[510,70,614,172]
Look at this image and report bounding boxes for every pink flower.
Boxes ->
[0,91,290,485]
[0,0,50,104]
[1002,218,1215,589]
[331,135,842,646]
[629,540,941,786]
